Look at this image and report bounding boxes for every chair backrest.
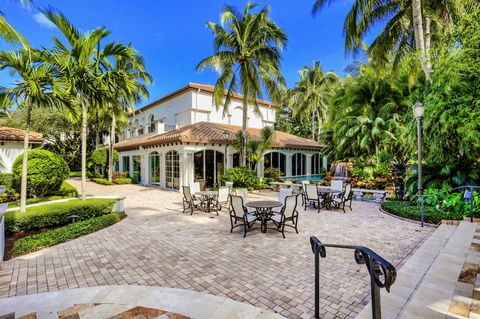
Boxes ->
[283,194,298,217]
[331,180,344,192]
[230,195,245,217]
[225,181,234,188]
[278,188,293,205]
[235,188,249,203]
[305,184,318,199]
[301,180,310,191]
[182,186,192,202]
[344,183,352,199]
[190,182,201,194]
[217,186,229,202]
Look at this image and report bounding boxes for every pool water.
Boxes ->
[284,176,324,182]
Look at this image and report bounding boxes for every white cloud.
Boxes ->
[33,13,56,29]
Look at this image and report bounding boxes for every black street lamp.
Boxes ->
[222,131,230,175]
[412,101,425,227]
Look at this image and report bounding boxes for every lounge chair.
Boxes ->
[229,195,257,238]
[271,194,299,238]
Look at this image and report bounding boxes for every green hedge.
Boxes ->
[0,173,14,191]
[5,198,116,234]
[5,182,78,207]
[69,171,82,177]
[92,178,113,185]
[12,212,125,257]
[113,177,132,185]
[381,201,464,225]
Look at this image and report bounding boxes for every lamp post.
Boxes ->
[222,131,230,175]
[412,101,425,227]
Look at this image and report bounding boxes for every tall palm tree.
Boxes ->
[0,0,30,49]
[312,0,460,79]
[197,3,287,166]
[0,50,66,212]
[289,61,338,141]
[42,8,134,199]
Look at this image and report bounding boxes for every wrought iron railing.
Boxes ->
[310,236,397,319]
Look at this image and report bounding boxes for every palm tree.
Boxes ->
[330,65,406,157]
[0,50,66,212]
[42,9,134,199]
[0,0,30,49]
[312,0,460,79]
[233,126,273,171]
[197,3,287,166]
[289,61,338,141]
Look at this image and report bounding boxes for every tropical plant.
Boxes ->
[197,3,287,166]
[0,49,67,212]
[312,0,461,79]
[233,126,273,171]
[0,0,30,49]
[41,9,141,199]
[220,167,263,190]
[288,61,338,141]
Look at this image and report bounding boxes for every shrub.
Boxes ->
[12,212,125,257]
[0,173,14,191]
[220,167,263,190]
[0,190,20,203]
[92,178,113,185]
[381,201,463,224]
[90,147,119,170]
[12,150,70,197]
[5,198,116,234]
[264,167,284,181]
[112,171,128,179]
[69,171,82,177]
[421,188,480,216]
[113,177,132,185]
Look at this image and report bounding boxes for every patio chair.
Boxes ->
[215,186,230,212]
[235,188,255,212]
[300,180,310,206]
[331,183,353,213]
[229,195,257,238]
[225,181,234,190]
[331,180,344,192]
[304,184,322,211]
[273,188,293,213]
[182,186,202,215]
[271,194,299,238]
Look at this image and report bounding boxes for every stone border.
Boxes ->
[6,195,126,213]
[378,206,439,228]
[0,285,285,319]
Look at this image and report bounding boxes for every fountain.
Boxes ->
[333,162,348,178]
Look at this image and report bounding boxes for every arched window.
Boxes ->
[149,115,155,133]
[311,154,320,175]
[148,151,160,186]
[166,150,179,189]
[292,153,306,176]
[263,152,286,175]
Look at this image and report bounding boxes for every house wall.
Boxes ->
[0,142,26,173]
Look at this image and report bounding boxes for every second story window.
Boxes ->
[149,115,155,133]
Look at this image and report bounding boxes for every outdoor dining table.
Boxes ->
[195,191,218,213]
[317,188,341,210]
[245,200,282,233]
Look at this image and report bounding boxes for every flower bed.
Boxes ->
[381,201,463,225]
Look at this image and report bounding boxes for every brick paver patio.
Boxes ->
[0,179,434,318]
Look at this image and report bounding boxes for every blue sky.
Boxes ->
[1,0,366,108]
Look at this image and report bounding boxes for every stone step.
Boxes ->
[356,221,477,319]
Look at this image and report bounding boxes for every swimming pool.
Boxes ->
[284,175,324,182]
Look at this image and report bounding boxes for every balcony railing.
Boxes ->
[310,236,397,319]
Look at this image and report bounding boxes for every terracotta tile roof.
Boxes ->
[114,122,323,151]
[0,126,44,144]
[135,82,278,115]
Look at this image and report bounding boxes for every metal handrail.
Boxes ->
[414,185,479,226]
[310,236,397,319]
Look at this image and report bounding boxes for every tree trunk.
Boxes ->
[81,101,87,200]
[424,16,432,79]
[412,0,430,79]
[19,101,32,213]
[95,129,100,148]
[311,111,315,141]
[241,98,248,167]
[108,114,115,182]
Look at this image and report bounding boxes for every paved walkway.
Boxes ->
[0,180,434,319]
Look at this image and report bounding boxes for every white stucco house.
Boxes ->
[0,127,45,173]
[114,83,326,190]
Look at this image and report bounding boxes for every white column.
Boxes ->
[322,156,329,171]
[306,154,312,176]
[179,151,186,187]
[286,155,293,177]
